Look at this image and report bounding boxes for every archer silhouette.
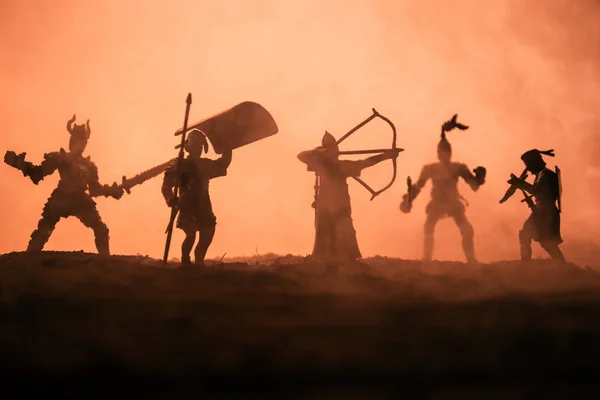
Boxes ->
[400,115,486,263]
[162,129,232,265]
[298,132,400,260]
[500,149,565,262]
[3,115,124,255]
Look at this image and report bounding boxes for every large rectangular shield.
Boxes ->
[556,166,562,213]
[178,102,279,154]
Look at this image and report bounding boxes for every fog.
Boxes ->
[1,0,599,263]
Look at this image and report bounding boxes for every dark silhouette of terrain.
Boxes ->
[1,251,600,398]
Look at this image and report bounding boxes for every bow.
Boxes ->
[335,108,402,200]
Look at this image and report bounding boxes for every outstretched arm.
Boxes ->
[399,165,429,213]
[352,151,398,171]
[297,149,327,165]
[87,162,124,199]
[459,164,486,191]
[409,165,430,200]
[4,151,61,184]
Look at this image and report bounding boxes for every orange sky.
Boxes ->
[1,0,599,263]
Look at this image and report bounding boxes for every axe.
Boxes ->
[499,168,528,204]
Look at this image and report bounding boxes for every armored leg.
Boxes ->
[181,229,196,264]
[423,213,441,261]
[519,216,535,261]
[452,213,476,263]
[27,201,62,252]
[540,242,566,262]
[75,201,110,256]
[195,226,216,265]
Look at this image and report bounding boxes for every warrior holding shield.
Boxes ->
[162,100,279,265]
[161,129,232,265]
[501,149,565,262]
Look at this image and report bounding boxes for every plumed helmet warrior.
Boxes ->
[438,114,469,156]
[67,114,91,141]
[521,149,555,165]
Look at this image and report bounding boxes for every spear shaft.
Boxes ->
[163,93,192,264]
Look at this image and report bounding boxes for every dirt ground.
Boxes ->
[1,251,600,398]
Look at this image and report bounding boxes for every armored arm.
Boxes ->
[400,165,429,213]
[161,161,178,206]
[352,151,398,171]
[297,149,326,165]
[87,161,124,199]
[4,151,60,184]
[409,165,430,200]
[506,174,535,194]
[459,164,486,191]
[215,144,232,173]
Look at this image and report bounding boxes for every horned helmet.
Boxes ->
[67,114,91,155]
[521,149,555,174]
[437,114,468,163]
[184,128,210,156]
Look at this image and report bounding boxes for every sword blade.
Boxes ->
[120,159,176,193]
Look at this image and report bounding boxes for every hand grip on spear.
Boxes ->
[163,93,192,264]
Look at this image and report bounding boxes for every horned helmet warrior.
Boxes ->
[66,114,91,156]
[437,114,469,163]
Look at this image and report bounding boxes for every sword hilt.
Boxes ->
[121,175,131,195]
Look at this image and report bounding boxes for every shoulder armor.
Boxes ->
[43,151,63,161]
[86,158,98,168]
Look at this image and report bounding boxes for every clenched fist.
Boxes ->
[473,166,486,183]
[4,151,26,170]
[107,182,124,200]
[399,194,412,214]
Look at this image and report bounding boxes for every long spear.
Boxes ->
[163,93,192,264]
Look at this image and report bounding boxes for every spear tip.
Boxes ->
[186,93,192,104]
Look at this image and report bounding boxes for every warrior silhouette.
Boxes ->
[298,132,399,260]
[503,149,565,262]
[161,129,232,265]
[400,115,486,262]
[3,115,124,255]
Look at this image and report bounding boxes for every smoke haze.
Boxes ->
[1,0,599,264]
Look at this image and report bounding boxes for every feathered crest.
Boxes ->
[521,148,555,160]
[440,114,469,140]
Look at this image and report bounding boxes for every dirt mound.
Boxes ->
[1,251,600,397]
